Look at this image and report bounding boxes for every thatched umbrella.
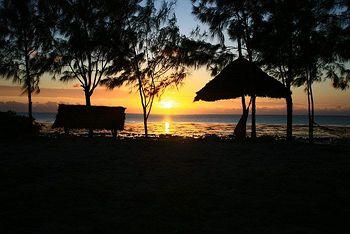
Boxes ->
[194,57,288,138]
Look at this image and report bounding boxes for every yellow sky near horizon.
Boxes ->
[1,67,350,115]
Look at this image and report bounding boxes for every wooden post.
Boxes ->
[112,129,117,139]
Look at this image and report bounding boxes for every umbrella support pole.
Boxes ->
[241,96,246,114]
[234,98,252,140]
[251,95,256,139]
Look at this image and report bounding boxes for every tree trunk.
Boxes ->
[235,37,247,138]
[143,109,148,137]
[143,118,148,137]
[309,81,315,143]
[24,47,33,129]
[235,95,247,138]
[251,95,256,139]
[284,67,293,141]
[241,96,246,115]
[85,90,91,107]
[85,90,93,138]
[247,50,256,139]
[27,84,33,125]
[286,89,293,141]
[234,106,249,140]
[237,37,242,58]
[306,74,313,143]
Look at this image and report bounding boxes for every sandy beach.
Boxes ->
[40,122,350,139]
[1,136,349,233]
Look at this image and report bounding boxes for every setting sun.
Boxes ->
[160,100,175,109]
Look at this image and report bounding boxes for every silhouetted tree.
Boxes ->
[103,0,223,137]
[0,9,6,74]
[192,0,265,139]
[291,0,349,143]
[102,1,184,136]
[252,1,308,141]
[45,0,138,136]
[195,0,349,142]
[319,0,349,90]
[0,0,53,125]
[48,0,137,108]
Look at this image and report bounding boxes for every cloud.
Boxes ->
[1,85,349,115]
[0,85,130,99]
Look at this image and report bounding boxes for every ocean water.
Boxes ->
[26,112,350,138]
[29,112,350,126]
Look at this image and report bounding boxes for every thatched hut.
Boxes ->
[194,57,288,101]
[53,104,126,136]
[194,57,289,138]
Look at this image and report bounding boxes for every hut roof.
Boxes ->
[53,104,126,130]
[194,57,289,102]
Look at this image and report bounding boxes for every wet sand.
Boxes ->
[1,136,350,233]
[41,122,350,139]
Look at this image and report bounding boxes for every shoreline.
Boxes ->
[39,122,350,140]
[13,112,350,126]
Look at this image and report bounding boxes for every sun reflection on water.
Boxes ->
[164,121,170,134]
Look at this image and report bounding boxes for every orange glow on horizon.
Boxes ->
[1,67,350,115]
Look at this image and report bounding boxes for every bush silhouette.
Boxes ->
[0,111,41,138]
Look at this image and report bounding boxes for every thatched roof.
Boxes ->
[53,104,126,130]
[194,57,289,102]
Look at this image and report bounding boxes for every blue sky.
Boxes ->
[175,0,200,35]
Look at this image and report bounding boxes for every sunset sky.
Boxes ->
[1,1,349,115]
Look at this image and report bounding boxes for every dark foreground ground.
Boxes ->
[1,136,350,233]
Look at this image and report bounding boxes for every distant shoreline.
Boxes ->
[13,112,350,117]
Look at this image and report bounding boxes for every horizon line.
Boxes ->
[13,111,350,117]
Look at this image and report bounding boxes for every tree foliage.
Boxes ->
[103,0,227,136]
[0,0,54,122]
[192,0,265,58]
[192,0,266,139]
[48,0,139,106]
